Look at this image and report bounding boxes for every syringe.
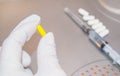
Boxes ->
[64,7,120,65]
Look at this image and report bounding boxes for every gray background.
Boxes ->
[0,0,120,76]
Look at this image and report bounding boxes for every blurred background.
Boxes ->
[0,0,120,76]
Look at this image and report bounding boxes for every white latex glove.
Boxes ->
[0,15,67,76]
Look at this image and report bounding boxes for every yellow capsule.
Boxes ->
[37,24,46,37]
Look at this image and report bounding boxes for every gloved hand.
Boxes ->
[0,15,67,76]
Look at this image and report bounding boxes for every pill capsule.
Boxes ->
[78,8,89,16]
[87,19,99,26]
[99,29,109,37]
[83,15,95,21]
[95,26,106,33]
[92,22,103,29]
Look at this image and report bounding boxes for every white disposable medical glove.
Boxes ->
[0,15,67,76]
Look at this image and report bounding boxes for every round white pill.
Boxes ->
[98,29,109,38]
[83,15,95,21]
[87,19,99,26]
[22,51,31,67]
[92,22,103,29]
[78,8,89,16]
[95,26,106,33]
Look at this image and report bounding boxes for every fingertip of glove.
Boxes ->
[45,32,54,39]
[22,14,41,24]
[39,32,55,46]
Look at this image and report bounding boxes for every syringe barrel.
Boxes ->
[103,44,120,65]
[89,30,107,49]
[89,30,120,65]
